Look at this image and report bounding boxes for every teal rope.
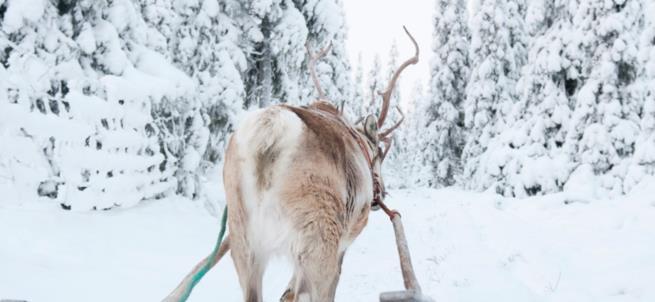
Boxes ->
[177,205,228,301]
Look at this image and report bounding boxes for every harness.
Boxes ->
[345,122,399,219]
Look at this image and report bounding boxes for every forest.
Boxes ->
[1,0,654,301]
[1,0,654,210]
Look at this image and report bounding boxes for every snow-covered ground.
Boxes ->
[1,187,654,302]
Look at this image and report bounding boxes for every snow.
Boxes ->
[2,188,654,302]
[1,0,46,33]
[93,20,130,75]
[76,23,97,55]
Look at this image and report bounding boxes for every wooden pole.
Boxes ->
[379,211,434,302]
[390,214,421,292]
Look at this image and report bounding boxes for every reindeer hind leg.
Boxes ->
[292,224,342,302]
[230,240,265,302]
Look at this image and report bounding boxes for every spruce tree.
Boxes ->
[422,0,469,187]
[0,0,179,209]
[462,0,527,194]
[240,0,308,107]
[347,52,366,118]
[563,0,644,196]
[366,54,383,116]
[625,1,655,191]
[294,0,352,110]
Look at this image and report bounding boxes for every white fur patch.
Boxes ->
[232,106,304,258]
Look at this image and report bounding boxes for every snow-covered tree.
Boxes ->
[490,0,575,197]
[385,41,402,108]
[239,0,307,107]
[0,0,184,209]
[464,0,650,197]
[346,52,366,118]
[365,54,383,115]
[625,1,655,192]
[461,0,527,194]
[398,81,427,187]
[561,0,644,196]
[0,0,250,208]
[294,0,352,112]
[420,0,469,187]
[141,0,247,199]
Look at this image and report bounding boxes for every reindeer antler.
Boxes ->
[381,136,394,162]
[306,41,333,100]
[379,106,405,139]
[376,26,419,129]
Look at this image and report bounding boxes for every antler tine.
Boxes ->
[379,106,405,138]
[381,136,394,161]
[306,41,333,100]
[376,26,419,128]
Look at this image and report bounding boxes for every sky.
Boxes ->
[343,0,434,108]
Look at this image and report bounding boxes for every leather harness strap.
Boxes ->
[344,123,399,219]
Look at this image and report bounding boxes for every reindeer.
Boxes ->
[164,27,418,302]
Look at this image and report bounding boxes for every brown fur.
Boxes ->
[253,109,282,191]
[281,104,366,222]
[306,100,341,115]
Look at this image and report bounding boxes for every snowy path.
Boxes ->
[1,188,654,302]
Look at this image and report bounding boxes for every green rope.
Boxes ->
[177,205,228,301]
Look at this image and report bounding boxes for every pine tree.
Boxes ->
[346,52,366,118]
[476,0,649,197]
[401,81,427,187]
[497,0,574,197]
[625,1,655,192]
[462,0,527,194]
[294,0,352,111]
[562,0,644,196]
[0,0,180,209]
[385,41,402,109]
[200,0,247,163]
[421,0,469,187]
[138,0,248,199]
[240,0,308,107]
[365,54,383,116]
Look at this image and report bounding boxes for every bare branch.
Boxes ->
[306,41,333,100]
[377,26,419,128]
